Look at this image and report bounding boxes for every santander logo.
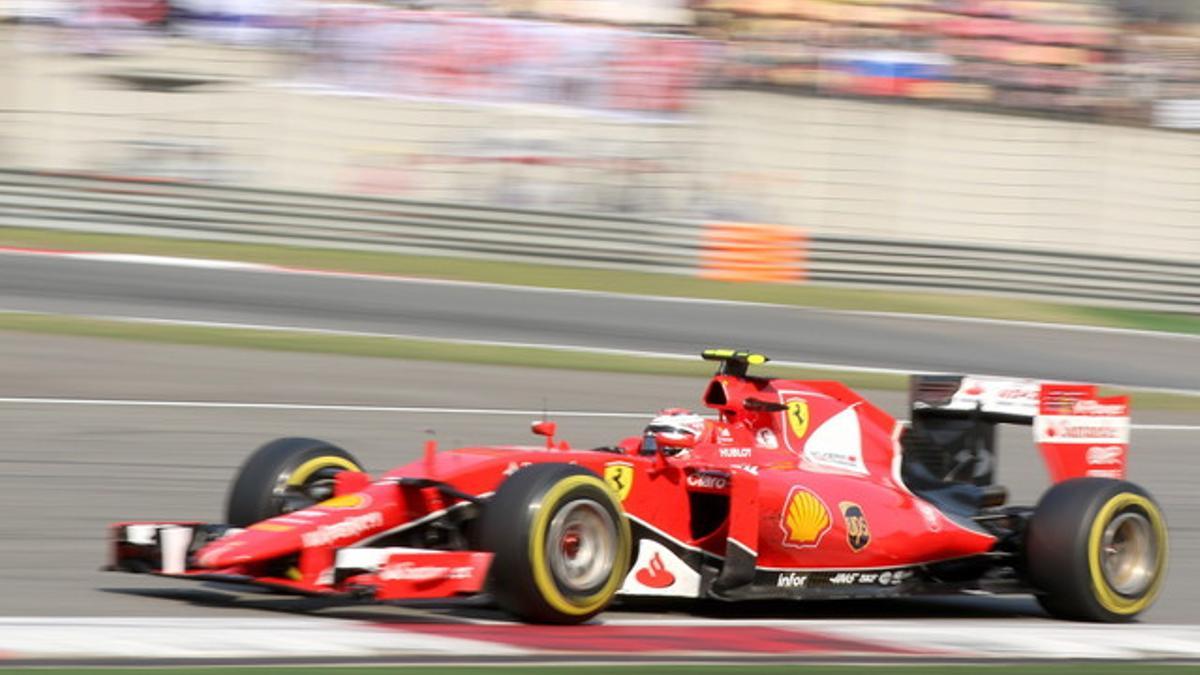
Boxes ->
[634,552,675,589]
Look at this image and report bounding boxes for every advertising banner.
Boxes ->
[300,6,709,118]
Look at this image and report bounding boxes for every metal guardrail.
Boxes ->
[0,170,701,271]
[1,169,1197,312]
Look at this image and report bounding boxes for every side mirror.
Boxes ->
[532,421,557,449]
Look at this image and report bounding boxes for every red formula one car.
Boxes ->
[110,350,1168,623]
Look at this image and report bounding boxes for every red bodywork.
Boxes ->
[109,366,1131,605]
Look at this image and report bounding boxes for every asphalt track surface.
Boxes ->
[0,334,1195,626]
[0,251,1197,391]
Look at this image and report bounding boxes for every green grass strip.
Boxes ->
[2,664,1197,675]
[0,311,1195,412]
[2,227,1197,335]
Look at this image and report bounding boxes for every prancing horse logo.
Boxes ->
[604,463,634,502]
[786,399,810,438]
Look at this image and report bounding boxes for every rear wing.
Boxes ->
[907,375,1130,485]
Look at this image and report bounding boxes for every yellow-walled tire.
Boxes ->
[1027,478,1167,622]
[226,437,363,527]
[481,464,632,624]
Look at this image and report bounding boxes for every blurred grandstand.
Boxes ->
[701,0,1200,125]
[4,0,1199,124]
[1,0,1197,263]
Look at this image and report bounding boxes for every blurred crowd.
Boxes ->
[4,0,1200,126]
[695,0,1200,125]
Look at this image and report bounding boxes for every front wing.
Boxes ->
[109,522,493,601]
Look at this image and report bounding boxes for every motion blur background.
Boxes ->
[2,0,1200,651]
[2,0,1199,302]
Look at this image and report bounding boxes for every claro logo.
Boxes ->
[301,513,384,547]
[686,472,729,490]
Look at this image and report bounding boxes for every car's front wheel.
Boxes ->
[225,437,363,527]
[481,463,632,624]
[1026,477,1167,622]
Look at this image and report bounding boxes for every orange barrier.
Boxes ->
[700,223,808,283]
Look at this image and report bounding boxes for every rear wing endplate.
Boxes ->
[909,375,1130,484]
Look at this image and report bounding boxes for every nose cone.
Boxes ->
[196,521,304,568]
[196,492,391,569]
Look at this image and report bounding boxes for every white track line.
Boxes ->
[2,617,1200,660]
[0,617,523,659]
[0,398,648,418]
[840,308,1200,342]
[2,246,1196,341]
[0,247,784,309]
[0,397,1192,430]
[6,308,1199,398]
[0,309,920,376]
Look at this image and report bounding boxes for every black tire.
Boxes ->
[1026,477,1168,622]
[481,463,632,624]
[225,437,363,527]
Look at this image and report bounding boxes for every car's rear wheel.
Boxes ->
[481,464,632,624]
[226,437,363,527]
[1026,477,1167,622]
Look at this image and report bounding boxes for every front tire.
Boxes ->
[225,437,363,527]
[481,464,632,624]
[1027,478,1167,622]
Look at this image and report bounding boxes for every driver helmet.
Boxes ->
[643,408,707,456]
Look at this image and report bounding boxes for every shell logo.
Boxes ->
[780,486,832,549]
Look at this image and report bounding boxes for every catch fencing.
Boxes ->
[3,169,1196,312]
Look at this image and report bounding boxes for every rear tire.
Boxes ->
[1026,478,1167,622]
[225,437,363,527]
[481,464,632,624]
